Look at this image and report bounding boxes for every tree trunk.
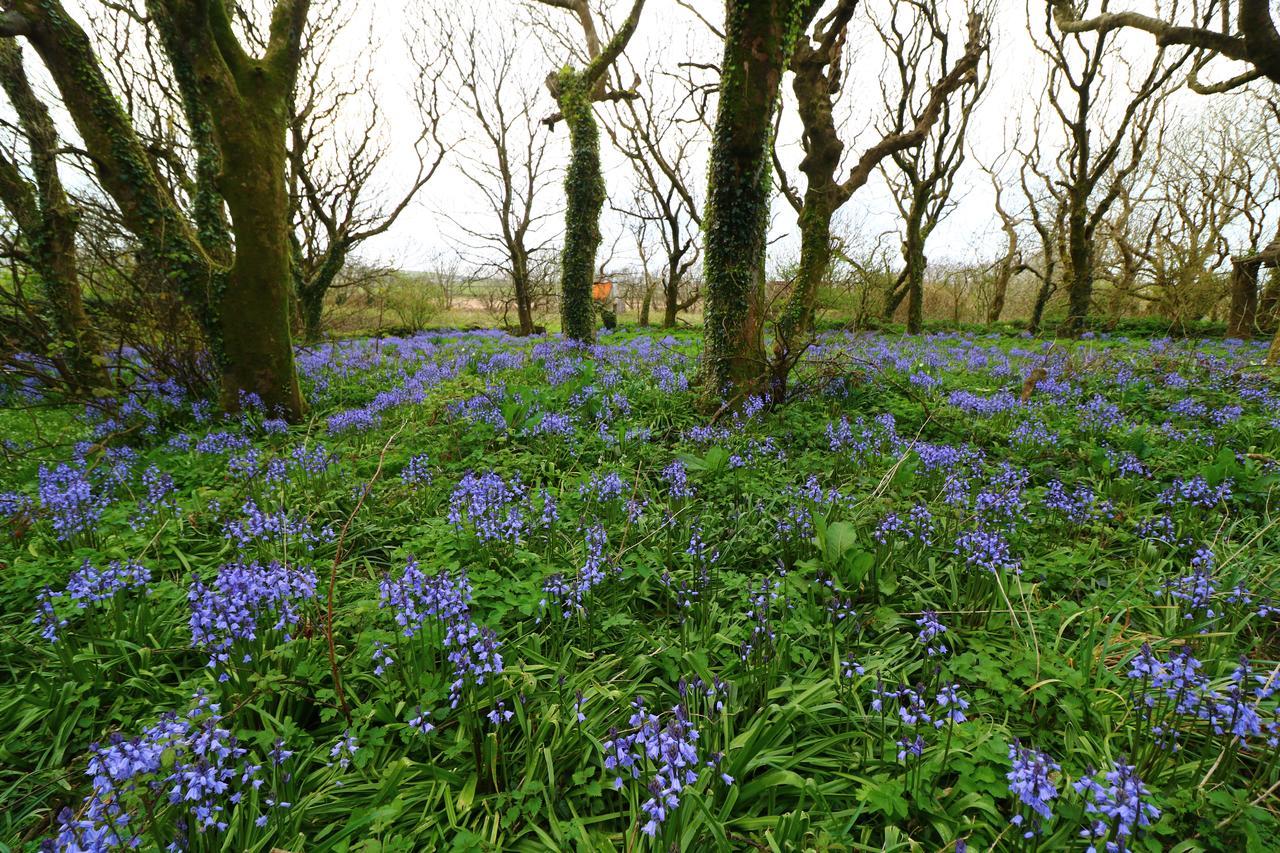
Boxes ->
[215,105,305,419]
[1228,259,1260,339]
[663,270,681,327]
[1028,260,1056,335]
[774,194,836,383]
[0,38,108,392]
[1061,206,1091,336]
[555,71,602,343]
[1260,268,1279,333]
[513,251,535,336]
[904,210,927,334]
[987,261,1011,324]
[638,282,653,326]
[703,1,803,395]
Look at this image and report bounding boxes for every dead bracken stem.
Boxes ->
[325,418,407,723]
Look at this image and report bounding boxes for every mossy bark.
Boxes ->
[556,70,601,343]
[704,1,813,396]
[903,205,927,335]
[217,109,306,416]
[9,0,308,420]
[0,38,108,392]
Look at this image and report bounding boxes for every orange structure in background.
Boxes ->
[592,280,613,302]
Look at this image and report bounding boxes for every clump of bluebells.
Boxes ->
[1074,760,1160,852]
[603,699,727,838]
[1007,741,1060,838]
[47,691,297,850]
[188,561,318,676]
[448,471,530,545]
[37,461,106,542]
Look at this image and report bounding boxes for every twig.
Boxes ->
[325,419,407,722]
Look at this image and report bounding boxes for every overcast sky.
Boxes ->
[44,1,1264,276]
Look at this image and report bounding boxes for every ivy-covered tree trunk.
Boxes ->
[152,0,308,419]
[0,38,108,392]
[536,0,645,343]
[5,1,223,353]
[5,0,310,419]
[704,0,811,396]
[556,71,602,343]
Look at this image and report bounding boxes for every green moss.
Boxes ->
[556,67,600,344]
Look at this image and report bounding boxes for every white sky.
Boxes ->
[32,1,1268,276]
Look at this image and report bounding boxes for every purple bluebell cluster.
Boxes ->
[38,462,105,541]
[1007,741,1059,838]
[378,558,471,638]
[131,465,177,528]
[603,699,718,837]
[1074,760,1160,852]
[48,692,294,849]
[447,471,529,544]
[953,527,1021,575]
[915,611,950,656]
[66,559,151,606]
[188,561,318,673]
[224,499,335,553]
[1042,480,1113,526]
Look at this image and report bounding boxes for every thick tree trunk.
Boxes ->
[704,1,806,395]
[1228,259,1260,339]
[555,71,602,343]
[216,110,305,419]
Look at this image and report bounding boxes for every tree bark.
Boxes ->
[704,1,815,396]
[512,249,535,336]
[5,0,309,419]
[903,206,927,334]
[556,71,603,343]
[151,0,308,418]
[0,38,108,392]
[539,0,645,343]
[1061,202,1092,336]
[1228,259,1260,339]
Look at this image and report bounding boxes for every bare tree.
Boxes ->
[1049,0,1280,93]
[0,38,108,393]
[439,3,557,335]
[1015,108,1070,334]
[978,144,1024,324]
[1,0,312,419]
[1034,1,1193,336]
[768,2,987,399]
[875,1,990,334]
[290,1,447,342]
[605,50,705,328]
